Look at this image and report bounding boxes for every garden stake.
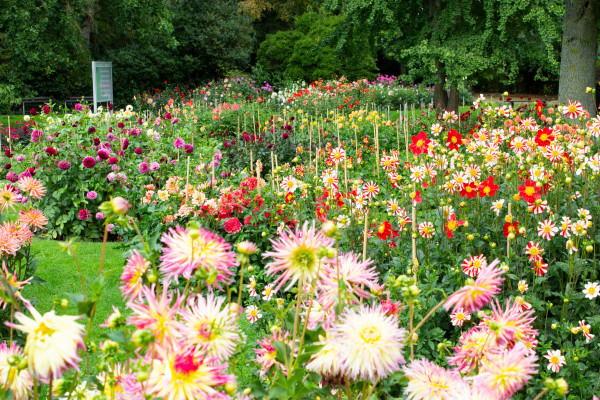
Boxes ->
[184,156,190,205]
[256,159,262,197]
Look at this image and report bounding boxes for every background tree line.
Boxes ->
[0,0,597,111]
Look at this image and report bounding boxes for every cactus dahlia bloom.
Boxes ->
[445,260,505,313]
[263,221,334,291]
[0,342,33,400]
[473,343,538,399]
[181,294,238,361]
[9,303,85,382]
[147,343,233,400]
[127,286,185,348]
[120,250,150,301]
[160,226,237,287]
[403,359,466,400]
[332,305,405,381]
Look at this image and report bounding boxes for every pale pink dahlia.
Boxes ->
[160,226,237,286]
[181,294,238,361]
[473,343,538,399]
[318,252,379,311]
[403,359,466,400]
[333,305,405,381]
[445,259,505,313]
[9,303,86,382]
[0,342,33,400]
[263,221,334,291]
[120,250,150,300]
[484,298,538,346]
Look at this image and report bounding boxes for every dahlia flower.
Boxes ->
[318,252,378,311]
[127,286,185,347]
[9,303,86,382]
[484,298,537,345]
[18,209,48,231]
[0,342,33,400]
[403,359,466,400]
[333,305,405,381]
[473,343,538,399]
[160,226,237,286]
[263,221,334,291]
[147,343,233,400]
[181,294,238,361]
[17,177,46,200]
[120,250,150,300]
[305,334,344,379]
[445,260,504,313]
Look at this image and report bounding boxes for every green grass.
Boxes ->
[0,115,44,127]
[21,238,126,374]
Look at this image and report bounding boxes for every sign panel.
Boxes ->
[92,61,113,113]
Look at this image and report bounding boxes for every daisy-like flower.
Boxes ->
[128,286,185,347]
[387,199,402,216]
[17,177,46,200]
[181,294,238,361]
[491,199,504,216]
[560,216,572,238]
[120,250,150,300]
[17,209,48,231]
[566,239,578,254]
[246,305,262,323]
[280,176,298,193]
[532,259,548,276]
[583,282,600,299]
[318,252,379,311]
[537,219,558,240]
[403,359,464,400]
[333,305,405,381]
[518,280,529,294]
[147,343,233,400]
[363,181,380,198]
[418,222,435,239]
[473,343,538,399]
[450,308,471,327]
[262,284,275,301]
[247,276,258,297]
[461,255,487,277]
[0,342,33,400]
[1,263,32,309]
[160,226,237,286]
[544,349,566,373]
[330,147,346,164]
[562,100,583,119]
[525,241,544,262]
[444,213,465,239]
[445,260,505,313]
[578,320,594,342]
[263,221,334,291]
[9,302,86,382]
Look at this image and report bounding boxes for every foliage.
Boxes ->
[257,11,377,82]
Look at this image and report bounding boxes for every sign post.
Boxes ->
[92,61,113,113]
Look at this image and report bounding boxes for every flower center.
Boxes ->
[540,134,548,141]
[525,187,535,196]
[290,246,317,273]
[360,325,381,344]
[416,139,424,147]
[447,220,458,231]
[173,353,200,375]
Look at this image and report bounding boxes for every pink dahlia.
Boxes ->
[120,250,150,300]
[82,156,96,168]
[484,298,538,346]
[0,341,33,400]
[263,221,334,291]
[224,218,242,234]
[445,259,505,313]
[159,226,237,285]
[78,209,90,221]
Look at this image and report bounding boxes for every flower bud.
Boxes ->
[132,328,155,348]
[555,378,569,396]
[111,197,131,215]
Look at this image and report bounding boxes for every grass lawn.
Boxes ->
[18,238,261,388]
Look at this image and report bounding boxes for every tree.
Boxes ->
[257,11,377,82]
[321,0,563,110]
[169,0,255,86]
[558,0,597,116]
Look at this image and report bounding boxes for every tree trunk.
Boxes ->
[433,61,448,110]
[446,85,459,112]
[558,0,597,117]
